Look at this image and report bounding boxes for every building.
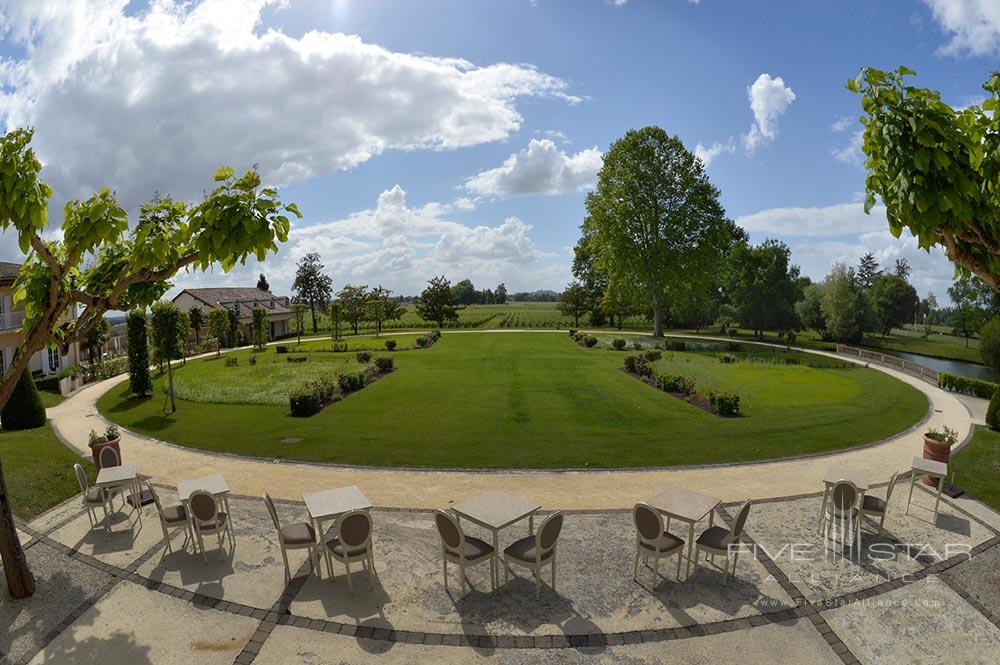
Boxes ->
[172,287,293,341]
[0,261,82,378]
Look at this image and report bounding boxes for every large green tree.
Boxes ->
[820,263,867,344]
[416,276,462,328]
[0,128,299,599]
[850,67,1000,292]
[292,252,332,332]
[869,273,919,337]
[727,239,802,338]
[580,126,735,336]
[367,286,403,336]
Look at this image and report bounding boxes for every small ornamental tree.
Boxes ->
[416,276,462,328]
[558,281,589,328]
[81,316,110,365]
[251,305,268,350]
[0,371,45,431]
[329,300,344,341]
[226,304,240,348]
[150,301,186,414]
[207,307,229,357]
[126,310,152,396]
[338,284,368,335]
[188,305,204,343]
[292,302,307,344]
[367,286,404,336]
[979,317,1000,371]
[0,128,298,599]
[986,387,1000,431]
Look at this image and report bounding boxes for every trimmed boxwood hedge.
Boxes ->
[939,371,998,399]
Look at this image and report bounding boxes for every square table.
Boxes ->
[177,473,234,541]
[96,463,142,524]
[647,487,720,580]
[451,491,540,589]
[818,467,870,533]
[304,485,373,536]
[907,457,947,522]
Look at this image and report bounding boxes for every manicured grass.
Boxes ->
[98,332,927,469]
[0,422,90,519]
[862,327,983,364]
[38,388,64,409]
[951,426,1000,512]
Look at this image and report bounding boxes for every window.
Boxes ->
[47,347,61,373]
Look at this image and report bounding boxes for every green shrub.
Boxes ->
[384,339,397,351]
[582,335,598,348]
[332,341,348,352]
[987,388,1000,431]
[709,390,741,416]
[784,357,800,365]
[665,340,686,352]
[337,370,367,393]
[568,329,577,337]
[719,353,737,364]
[356,351,372,363]
[631,340,642,351]
[642,350,661,362]
[624,354,651,375]
[939,372,997,399]
[286,355,308,363]
[374,356,394,372]
[289,376,338,417]
[34,375,60,393]
[415,336,430,348]
[275,345,289,354]
[655,373,696,395]
[1,371,46,430]
[725,341,740,352]
[82,357,129,382]
[611,338,626,350]
[224,356,239,367]
[573,333,583,342]
[127,309,152,396]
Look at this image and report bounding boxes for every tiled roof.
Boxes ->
[0,261,19,282]
[174,287,291,318]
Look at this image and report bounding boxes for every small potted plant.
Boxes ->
[88,424,122,470]
[922,425,958,486]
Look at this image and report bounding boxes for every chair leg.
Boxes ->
[633,547,640,581]
[504,557,509,584]
[345,559,353,595]
[534,568,540,599]
[676,551,682,580]
[551,556,556,591]
[368,554,375,590]
[280,545,290,581]
[460,563,466,594]
[442,557,448,591]
[654,553,660,578]
[161,522,172,553]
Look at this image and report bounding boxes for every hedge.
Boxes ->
[1,371,46,430]
[939,372,998,399]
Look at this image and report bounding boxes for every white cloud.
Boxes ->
[830,116,854,133]
[464,139,602,197]
[0,0,577,211]
[831,129,864,164]
[169,184,562,297]
[923,0,1000,56]
[736,202,956,300]
[736,202,886,238]
[694,139,734,167]
[743,74,796,153]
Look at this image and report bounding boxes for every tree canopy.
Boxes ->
[850,66,1000,292]
[579,126,737,336]
[727,239,801,337]
[416,276,462,328]
[292,252,332,332]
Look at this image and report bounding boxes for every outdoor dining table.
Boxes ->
[817,466,869,533]
[451,490,540,590]
[96,463,142,525]
[177,473,235,542]
[647,487,720,580]
[303,485,373,538]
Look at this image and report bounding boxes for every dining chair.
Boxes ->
[503,511,564,598]
[147,482,191,553]
[263,491,318,581]
[189,490,231,561]
[325,510,375,594]
[694,500,751,582]
[824,480,860,551]
[632,502,685,583]
[74,463,111,534]
[860,471,899,534]
[434,509,494,595]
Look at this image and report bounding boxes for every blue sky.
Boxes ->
[1,0,998,301]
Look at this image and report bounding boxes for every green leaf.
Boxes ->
[213,166,234,182]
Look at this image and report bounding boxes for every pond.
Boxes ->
[880,349,1000,383]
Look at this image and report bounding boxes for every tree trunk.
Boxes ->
[165,360,176,414]
[309,301,318,333]
[652,299,663,338]
[0,456,35,599]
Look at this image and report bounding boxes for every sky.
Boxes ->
[1,0,999,303]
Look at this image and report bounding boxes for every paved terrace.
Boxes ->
[3,482,998,664]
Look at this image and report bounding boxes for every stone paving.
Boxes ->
[3,481,998,665]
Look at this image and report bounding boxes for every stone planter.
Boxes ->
[59,377,74,396]
[922,434,952,487]
[89,436,122,470]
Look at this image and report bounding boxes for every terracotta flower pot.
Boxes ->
[89,436,122,470]
[922,434,952,487]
